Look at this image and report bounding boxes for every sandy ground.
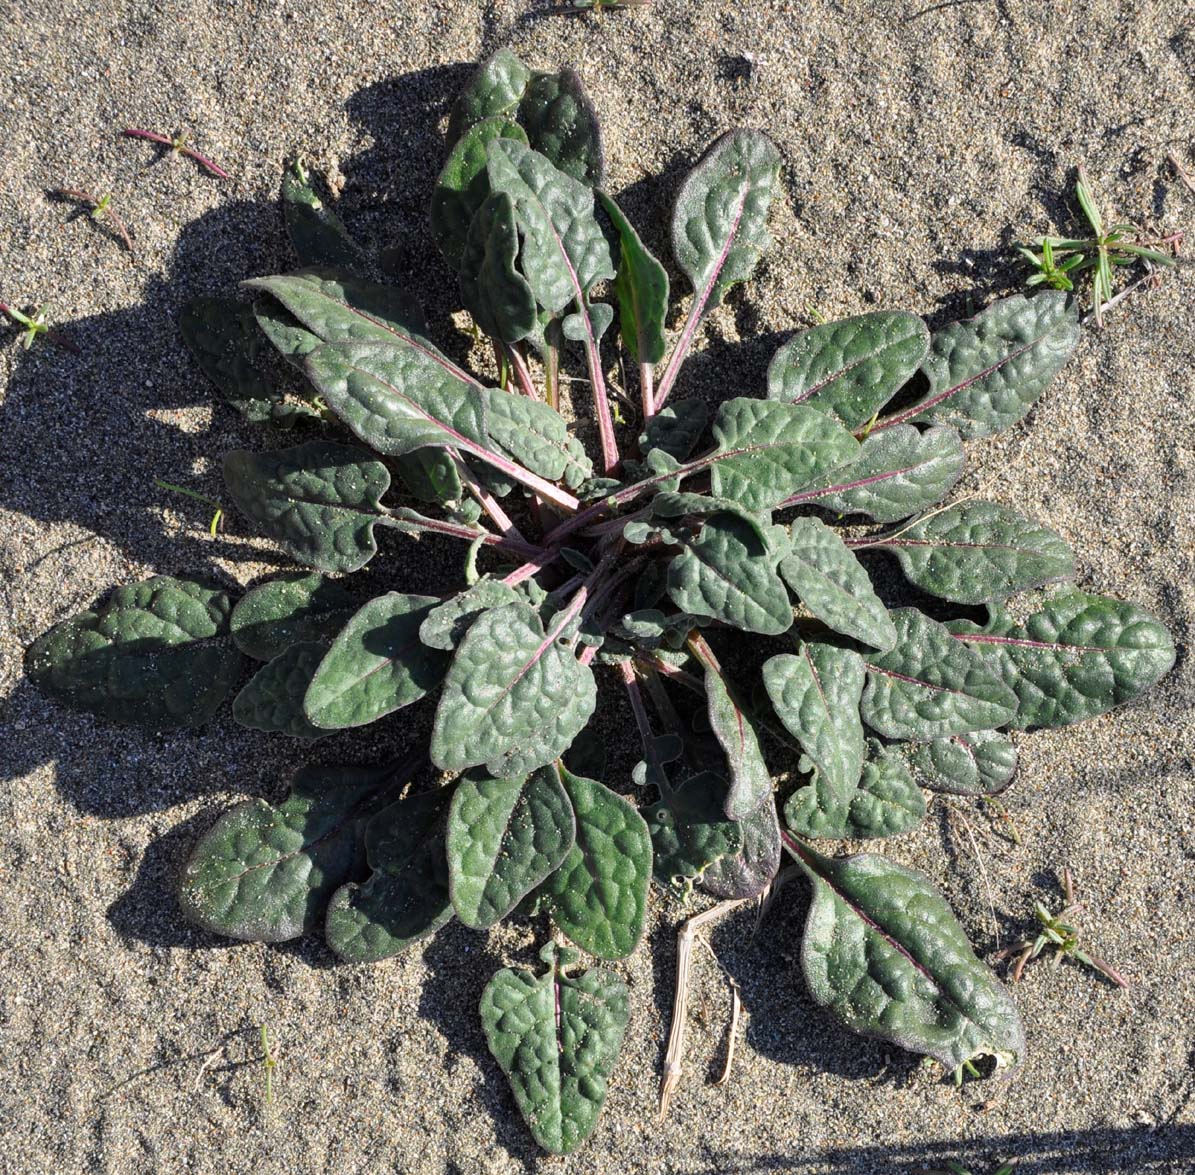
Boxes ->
[2,1,1194,1172]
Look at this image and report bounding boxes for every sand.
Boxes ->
[2,1,1194,1172]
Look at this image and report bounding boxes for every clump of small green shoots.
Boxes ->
[154,478,225,537]
[994,867,1128,988]
[1018,166,1180,327]
[122,128,230,179]
[0,301,78,353]
[916,1161,1016,1175]
[50,187,134,252]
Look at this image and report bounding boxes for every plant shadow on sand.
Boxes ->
[2,61,1190,1174]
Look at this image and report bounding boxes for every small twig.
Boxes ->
[1169,150,1195,197]
[699,937,742,1088]
[192,1045,223,1093]
[1080,267,1156,327]
[260,1024,279,1107]
[659,900,747,1119]
[123,128,230,179]
[942,800,1000,949]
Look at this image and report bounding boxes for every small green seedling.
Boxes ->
[916,1161,1016,1175]
[260,1024,279,1106]
[26,50,1176,1155]
[153,479,225,537]
[122,128,230,179]
[0,301,78,352]
[994,867,1128,988]
[51,187,134,252]
[1018,166,1179,326]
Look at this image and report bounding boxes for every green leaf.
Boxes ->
[230,572,359,660]
[672,129,781,318]
[796,424,965,523]
[763,643,866,799]
[325,786,454,963]
[517,69,605,187]
[179,296,277,424]
[447,47,533,145]
[432,116,529,272]
[430,602,597,777]
[701,789,781,900]
[667,511,793,636]
[480,942,629,1155]
[788,836,1025,1071]
[767,311,929,429]
[253,297,323,371]
[598,191,668,364]
[702,654,771,819]
[232,640,329,739]
[280,161,365,270]
[305,339,489,457]
[709,398,860,512]
[870,500,1074,604]
[779,517,896,651]
[459,191,539,343]
[903,292,1080,439]
[861,609,1019,739]
[485,138,614,314]
[303,593,448,729]
[639,400,708,462]
[947,591,1175,729]
[25,576,242,729]
[246,271,428,350]
[645,773,744,898]
[486,384,593,487]
[542,765,652,959]
[179,761,402,941]
[447,767,575,928]
[784,744,925,840]
[222,440,390,573]
[419,578,521,651]
[906,731,1018,796]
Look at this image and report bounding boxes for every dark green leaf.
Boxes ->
[672,129,781,318]
[709,398,860,512]
[645,773,744,897]
[325,786,454,963]
[232,640,329,739]
[179,296,277,423]
[394,447,465,505]
[253,298,322,371]
[517,69,605,187]
[763,643,866,798]
[870,500,1074,604]
[702,654,771,819]
[179,761,402,941]
[486,384,593,487]
[447,767,575,928]
[767,311,929,429]
[222,440,390,573]
[788,836,1025,1071]
[246,271,428,350]
[230,572,359,661]
[639,400,708,462]
[667,511,792,636]
[899,292,1080,439]
[906,731,1018,796]
[432,116,529,272]
[25,576,242,729]
[793,424,965,522]
[861,609,1019,739]
[598,191,668,364]
[947,591,1175,728]
[430,602,597,777]
[701,790,781,900]
[480,942,629,1155]
[459,191,539,343]
[280,161,365,270]
[419,578,521,651]
[779,517,896,650]
[304,593,448,729]
[542,765,652,959]
[784,744,925,839]
[486,138,614,313]
[447,47,533,145]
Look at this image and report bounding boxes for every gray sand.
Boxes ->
[2,2,1194,1172]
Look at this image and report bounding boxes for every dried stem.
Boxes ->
[122,128,230,179]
